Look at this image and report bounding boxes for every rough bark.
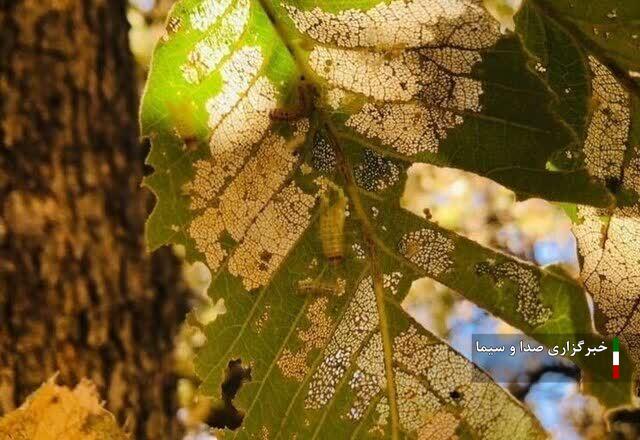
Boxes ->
[0,1,188,438]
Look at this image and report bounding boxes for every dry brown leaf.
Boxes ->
[0,378,127,440]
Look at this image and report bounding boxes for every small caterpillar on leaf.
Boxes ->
[297,279,341,296]
[270,80,317,121]
[318,185,347,262]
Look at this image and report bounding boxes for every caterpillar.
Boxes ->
[318,186,347,262]
[270,81,317,121]
[297,279,341,296]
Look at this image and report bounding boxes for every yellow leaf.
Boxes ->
[0,378,127,440]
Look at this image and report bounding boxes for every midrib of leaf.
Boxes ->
[253,1,402,437]
[324,123,402,440]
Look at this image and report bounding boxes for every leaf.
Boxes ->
[529,0,640,83]
[570,56,640,387]
[0,378,127,440]
[516,1,592,146]
[364,188,632,407]
[517,0,640,391]
[195,245,553,438]
[140,0,633,437]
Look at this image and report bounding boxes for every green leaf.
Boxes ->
[570,57,640,391]
[357,179,632,408]
[140,0,635,437]
[516,2,592,146]
[517,0,640,392]
[529,0,640,84]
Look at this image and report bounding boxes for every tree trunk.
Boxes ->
[0,1,188,438]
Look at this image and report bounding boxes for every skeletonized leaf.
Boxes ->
[140,0,634,437]
[571,56,640,385]
[517,0,640,398]
[517,1,640,391]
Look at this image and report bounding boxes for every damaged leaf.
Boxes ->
[0,378,127,440]
[517,0,640,396]
[529,0,640,82]
[570,56,640,390]
[141,0,639,437]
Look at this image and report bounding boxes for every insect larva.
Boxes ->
[269,81,317,121]
[400,239,421,260]
[297,279,340,296]
[319,186,347,262]
[269,108,305,122]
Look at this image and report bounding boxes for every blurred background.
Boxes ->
[126,1,615,438]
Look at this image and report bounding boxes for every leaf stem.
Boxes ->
[254,1,402,436]
[323,123,402,440]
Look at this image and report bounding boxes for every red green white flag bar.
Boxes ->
[612,337,620,379]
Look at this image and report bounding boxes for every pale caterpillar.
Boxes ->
[269,79,317,121]
[297,279,341,296]
[318,186,347,262]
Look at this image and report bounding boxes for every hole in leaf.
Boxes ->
[207,359,252,430]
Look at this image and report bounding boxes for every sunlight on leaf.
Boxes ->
[517,0,640,394]
[140,0,640,437]
[483,0,522,32]
[572,57,640,386]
